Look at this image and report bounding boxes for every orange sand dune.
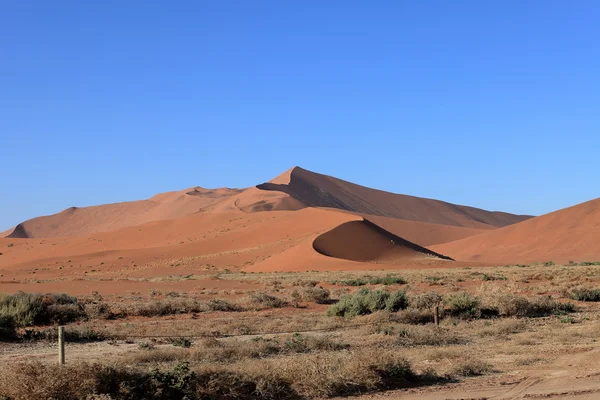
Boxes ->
[313,220,452,263]
[356,214,488,246]
[4,166,530,240]
[5,187,242,238]
[254,167,532,229]
[432,197,600,264]
[0,207,456,295]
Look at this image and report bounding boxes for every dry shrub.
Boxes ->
[123,298,204,317]
[566,286,600,302]
[426,348,463,361]
[291,287,331,304]
[125,335,347,365]
[396,325,465,346]
[243,293,288,310]
[478,318,527,337]
[448,358,493,377]
[206,299,242,312]
[270,350,416,397]
[395,308,434,324]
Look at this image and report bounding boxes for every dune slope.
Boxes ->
[313,220,453,263]
[256,167,532,229]
[432,197,600,264]
[6,187,242,238]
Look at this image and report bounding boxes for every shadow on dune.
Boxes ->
[313,219,454,263]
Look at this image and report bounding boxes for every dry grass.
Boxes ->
[2,262,600,398]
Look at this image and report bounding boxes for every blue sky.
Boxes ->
[2,1,599,230]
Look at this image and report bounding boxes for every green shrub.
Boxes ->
[0,292,84,328]
[369,276,407,285]
[327,289,408,318]
[445,291,481,319]
[331,279,368,286]
[331,276,406,286]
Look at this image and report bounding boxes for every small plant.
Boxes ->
[168,337,192,348]
[482,273,507,281]
[138,341,155,350]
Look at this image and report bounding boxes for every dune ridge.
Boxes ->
[256,167,532,229]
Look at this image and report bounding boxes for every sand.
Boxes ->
[2,166,597,295]
[432,197,600,264]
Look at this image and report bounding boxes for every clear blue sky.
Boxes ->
[2,1,599,230]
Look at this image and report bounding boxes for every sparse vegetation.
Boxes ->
[331,275,407,286]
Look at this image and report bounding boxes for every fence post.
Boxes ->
[434,306,439,326]
[58,326,65,365]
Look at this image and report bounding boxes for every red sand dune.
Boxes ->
[432,197,600,264]
[0,207,456,296]
[255,167,532,229]
[5,187,243,238]
[357,214,488,246]
[4,166,529,242]
[313,220,452,263]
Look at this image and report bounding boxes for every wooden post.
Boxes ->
[434,306,439,326]
[58,326,65,365]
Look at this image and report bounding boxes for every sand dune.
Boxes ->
[357,214,488,246]
[313,220,452,263]
[4,166,531,239]
[255,167,532,229]
[432,197,600,264]
[5,187,242,238]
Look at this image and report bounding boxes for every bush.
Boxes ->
[327,289,409,318]
[0,292,84,329]
[567,287,600,302]
[168,337,193,348]
[395,308,434,325]
[293,287,331,304]
[244,293,288,309]
[494,295,574,318]
[331,276,407,286]
[206,299,242,312]
[449,358,492,376]
[0,314,16,340]
[445,291,481,319]
[396,325,465,346]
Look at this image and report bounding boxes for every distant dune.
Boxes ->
[6,187,242,238]
[432,197,600,264]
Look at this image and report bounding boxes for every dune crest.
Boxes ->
[255,167,532,229]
